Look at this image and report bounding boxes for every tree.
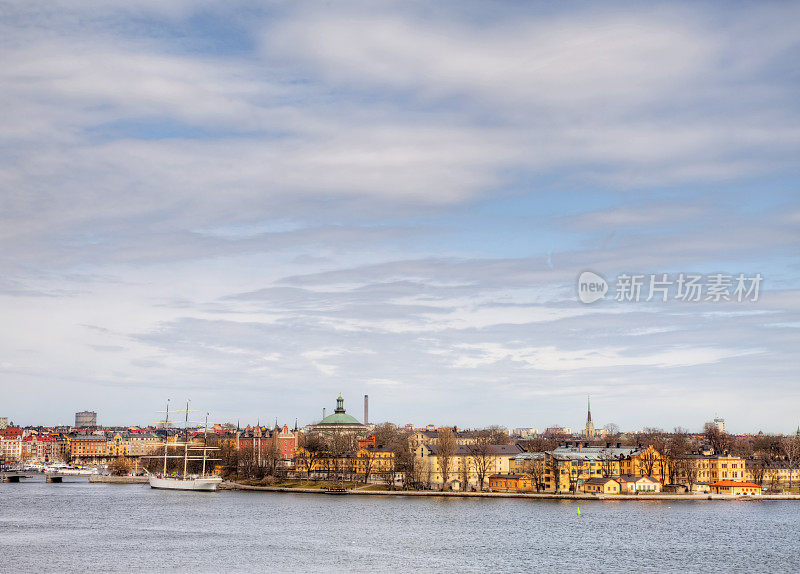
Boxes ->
[703,422,730,455]
[468,433,493,492]
[359,449,376,484]
[108,456,131,476]
[486,426,511,445]
[781,436,800,489]
[597,448,616,478]
[548,454,563,492]
[679,457,699,492]
[519,436,557,453]
[436,428,457,491]
[749,455,767,487]
[521,456,546,492]
[641,429,669,484]
[666,433,689,485]
[603,423,620,437]
[638,446,658,477]
[297,432,327,479]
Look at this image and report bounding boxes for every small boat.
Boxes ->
[324,487,349,495]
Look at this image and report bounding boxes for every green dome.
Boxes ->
[317,394,363,426]
[319,411,361,425]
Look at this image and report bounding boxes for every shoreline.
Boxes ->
[219,481,800,501]
[88,475,149,484]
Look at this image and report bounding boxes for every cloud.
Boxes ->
[1,1,799,430]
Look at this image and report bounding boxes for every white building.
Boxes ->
[512,428,539,439]
[0,436,23,463]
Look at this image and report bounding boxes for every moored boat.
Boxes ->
[144,399,222,492]
[148,475,222,491]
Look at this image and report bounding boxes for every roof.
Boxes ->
[314,395,365,427]
[550,445,644,461]
[71,434,106,441]
[513,452,545,461]
[317,412,363,425]
[489,474,529,480]
[414,430,478,439]
[618,475,660,484]
[425,444,523,456]
[585,477,617,485]
[711,480,761,488]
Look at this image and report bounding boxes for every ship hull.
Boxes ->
[148,476,222,491]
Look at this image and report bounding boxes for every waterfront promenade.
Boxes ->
[220,480,800,500]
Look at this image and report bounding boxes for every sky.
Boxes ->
[1,0,799,433]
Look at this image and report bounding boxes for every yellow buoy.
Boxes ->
[577,507,581,516]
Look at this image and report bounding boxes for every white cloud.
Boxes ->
[447,343,763,370]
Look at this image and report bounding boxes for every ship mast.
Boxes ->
[162,399,170,476]
[202,412,209,477]
[183,399,190,478]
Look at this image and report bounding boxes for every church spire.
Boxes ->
[585,396,595,438]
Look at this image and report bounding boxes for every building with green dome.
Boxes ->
[309,395,368,434]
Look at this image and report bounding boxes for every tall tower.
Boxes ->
[364,394,369,425]
[585,396,595,438]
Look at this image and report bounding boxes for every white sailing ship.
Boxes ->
[146,400,222,492]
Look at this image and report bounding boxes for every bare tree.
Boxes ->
[638,447,658,477]
[468,433,493,491]
[547,454,563,492]
[108,456,131,476]
[298,432,326,479]
[486,426,511,445]
[781,436,800,489]
[597,448,615,478]
[360,449,376,484]
[519,436,557,453]
[680,457,699,491]
[749,455,767,487]
[521,456,546,492]
[703,422,730,455]
[436,428,457,491]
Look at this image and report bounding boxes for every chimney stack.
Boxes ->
[364,394,369,425]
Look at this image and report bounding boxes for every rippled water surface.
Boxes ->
[1,479,799,573]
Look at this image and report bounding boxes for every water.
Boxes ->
[2,478,799,573]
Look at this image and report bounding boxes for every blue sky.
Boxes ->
[1,1,799,432]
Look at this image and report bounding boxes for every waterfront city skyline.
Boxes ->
[2,1,799,432]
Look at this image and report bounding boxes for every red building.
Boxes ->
[0,426,23,439]
[22,435,58,462]
[275,425,297,461]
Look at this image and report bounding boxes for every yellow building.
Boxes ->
[746,462,800,489]
[543,443,667,492]
[408,430,479,450]
[107,433,131,457]
[489,473,531,492]
[617,475,662,493]
[583,477,620,494]
[673,453,747,487]
[414,443,523,490]
[355,447,395,477]
[294,446,395,479]
[710,480,761,495]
